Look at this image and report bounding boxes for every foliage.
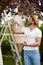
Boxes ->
[39,24,43,31]
[3,55,15,65]
[24,18,29,27]
[1,36,11,54]
[39,30,43,61]
[3,54,43,65]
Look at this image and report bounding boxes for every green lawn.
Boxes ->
[3,54,43,65]
[3,55,15,65]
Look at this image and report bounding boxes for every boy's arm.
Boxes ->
[17,22,24,27]
[12,26,24,34]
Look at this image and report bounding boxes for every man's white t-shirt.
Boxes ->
[21,27,42,50]
[14,15,25,29]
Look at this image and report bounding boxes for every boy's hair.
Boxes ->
[18,7,23,12]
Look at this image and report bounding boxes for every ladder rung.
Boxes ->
[0,34,11,36]
[11,49,16,52]
[9,41,14,43]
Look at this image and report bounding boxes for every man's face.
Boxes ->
[28,17,33,25]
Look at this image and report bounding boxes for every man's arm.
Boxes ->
[23,37,41,47]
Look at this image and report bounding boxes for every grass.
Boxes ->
[3,55,15,65]
[3,54,43,65]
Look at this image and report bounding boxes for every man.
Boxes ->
[14,14,42,65]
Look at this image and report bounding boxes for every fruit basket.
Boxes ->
[14,34,26,44]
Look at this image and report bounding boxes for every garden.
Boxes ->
[0,0,43,65]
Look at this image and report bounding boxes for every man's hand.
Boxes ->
[21,42,27,46]
[23,42,27,46]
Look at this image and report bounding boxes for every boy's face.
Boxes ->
[18,11,23,15]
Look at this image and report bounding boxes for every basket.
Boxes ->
[14,34,26,44]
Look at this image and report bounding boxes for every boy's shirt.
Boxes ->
[14,15,26,29]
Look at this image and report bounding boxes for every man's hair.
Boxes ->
[31,16,37,25]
